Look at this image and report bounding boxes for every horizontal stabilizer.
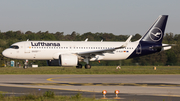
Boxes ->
[149,44,174,51]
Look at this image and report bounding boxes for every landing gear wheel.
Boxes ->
[85,64,91,69]
[23,65,28,69]
[76,64,82,69]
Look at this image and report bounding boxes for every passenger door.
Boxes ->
[24,42,30,53]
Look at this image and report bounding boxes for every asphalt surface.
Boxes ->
[0,74,180,101]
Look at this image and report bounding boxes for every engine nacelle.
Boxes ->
[61,54,78,66]
[47,54,78,66]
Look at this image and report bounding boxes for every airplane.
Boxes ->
[2,15,172,69]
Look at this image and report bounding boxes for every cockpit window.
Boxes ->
[9,45,19,49]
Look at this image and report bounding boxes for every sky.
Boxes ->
[0,0,179,35]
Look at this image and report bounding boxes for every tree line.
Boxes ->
[0,30,179,67]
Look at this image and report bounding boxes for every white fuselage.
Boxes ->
[2,41,139,61]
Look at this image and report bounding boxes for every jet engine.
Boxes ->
[47,54,78,66]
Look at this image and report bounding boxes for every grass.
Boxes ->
[0,66,180,74]
[0,91,112,101]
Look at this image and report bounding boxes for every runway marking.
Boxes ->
[10,83,180,87]
[142,86,180,90]
[0,84,100,93]
[154,94,180,97]
[47,77,74,83]
[46,76,93,83]
[46,76,180,87]
[1,84,180,98]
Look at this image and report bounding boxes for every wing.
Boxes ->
[76,35,132,56]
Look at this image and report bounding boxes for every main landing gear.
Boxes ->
[76,64,91,69]
[76,57,91,69]
[76,63,82,69]
[85,64,91,69]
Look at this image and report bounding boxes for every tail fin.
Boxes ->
[140,15,168,44]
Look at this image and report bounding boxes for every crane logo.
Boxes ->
[150,27,162,41]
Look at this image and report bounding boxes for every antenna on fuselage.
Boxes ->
[27,39,29,41]
[85,38,88,42]
[101,39,103,42]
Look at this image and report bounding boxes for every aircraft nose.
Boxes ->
[2,49,9,57]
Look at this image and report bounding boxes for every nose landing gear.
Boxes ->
[23,60,28,69]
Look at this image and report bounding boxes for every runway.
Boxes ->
[0,74,180,101]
